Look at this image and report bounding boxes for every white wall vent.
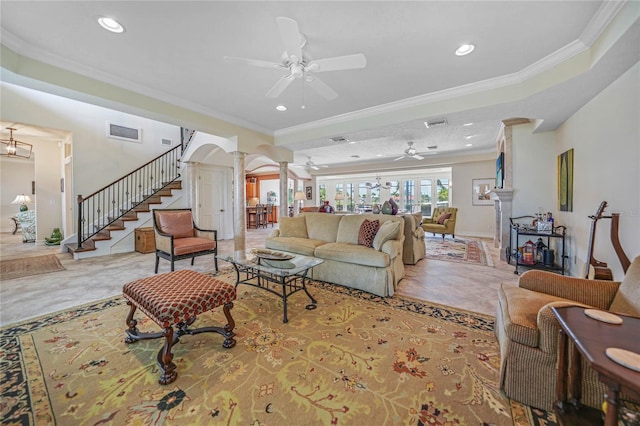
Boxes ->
[424,118,448,128]
[106,122,142,143]
[161,138,172,146]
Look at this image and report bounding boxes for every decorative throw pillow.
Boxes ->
[278,216,308,238]
[437,212,452,225]
[373,220,401,251]
[358,219,380,247]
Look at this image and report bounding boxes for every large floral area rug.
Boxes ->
[426,236,494,267]
[1,271,553,425]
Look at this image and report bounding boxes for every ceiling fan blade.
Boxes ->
[266,74,295,98]
[224,56,283,69]
[276,17,303,60]
[412,154,425,160]
[393,155,406,161]
[310,165,320,171]
[306,54,367,72]
[306,75,338,100]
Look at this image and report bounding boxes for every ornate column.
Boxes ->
[233,151,246,261]
[279,161,289,219]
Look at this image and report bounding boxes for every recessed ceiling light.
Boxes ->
[275,105,287,111]
[98,17,124,33]
[348,141,357,144]
[376,154,383,157]
[463,122,473,126]
[465,143,473,147]
[455,44,475,56]
[465,135,473,139]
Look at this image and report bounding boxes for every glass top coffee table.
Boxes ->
[217,250,323,323]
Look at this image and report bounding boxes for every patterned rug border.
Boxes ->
[0,271,559,426]
[0,275,495,337]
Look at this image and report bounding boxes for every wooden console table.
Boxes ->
[551,306,640,426]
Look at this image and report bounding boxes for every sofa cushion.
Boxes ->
[278,216,308,238]
[437,212,452,224]
[498,283,568,348]
[265,237,325,257]
[336,215,371,244]
[358,219,380,247]
[305,213,342,242]
[314,242,390,268]
[157,211,194,239]
[173,237,215,255]
[373,220,401,251]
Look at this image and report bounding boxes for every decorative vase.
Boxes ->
[372,203,380,214]
[389,198,399,215]
[381,200,392,215]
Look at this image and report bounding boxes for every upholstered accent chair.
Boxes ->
[495,256,640,411]
[421,207,457,239]
[400,212,426,265]
[15,210,36,243]
[152,208,218,273]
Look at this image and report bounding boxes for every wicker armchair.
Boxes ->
[495,256,640,410]
[152,208,218,273]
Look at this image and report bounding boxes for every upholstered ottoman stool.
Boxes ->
[122,269,236,385]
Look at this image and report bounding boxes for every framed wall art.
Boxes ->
[305,186,312,200]
[558,148,574,211]
[472,178,494,206]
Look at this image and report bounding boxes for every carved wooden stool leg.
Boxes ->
[221,302,237,349]
[124,301,139,343]
[157,326,177,385]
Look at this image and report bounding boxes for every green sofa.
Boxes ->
[265,213,405,297]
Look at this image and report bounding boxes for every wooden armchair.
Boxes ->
[495,256,640,411]
[152,208,218,273]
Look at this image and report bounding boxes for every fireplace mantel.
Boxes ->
[491,188,514,260]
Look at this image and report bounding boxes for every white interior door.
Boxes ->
[196,166,230,238]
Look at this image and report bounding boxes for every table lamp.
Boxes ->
[12,194,32,212]
[334,193,344,211]
[294,191,306,214]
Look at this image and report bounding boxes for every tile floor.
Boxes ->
[0,226,519,326]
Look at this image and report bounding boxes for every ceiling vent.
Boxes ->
[330,136,349,143]
[427,145,438,150]
[106,122,142,143]
[161,138,172,146]
[424,118,448,128]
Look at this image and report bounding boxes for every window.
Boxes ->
[319,184,327,203]
[345,183,355,212]
[420,179,432,216]
[437,179,450,208]
[404,180,415,213]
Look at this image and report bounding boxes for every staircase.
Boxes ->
[65,181,183,259]
[65,142,186,260]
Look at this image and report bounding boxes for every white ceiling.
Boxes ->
[1,1,638,174]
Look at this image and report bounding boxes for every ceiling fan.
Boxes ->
[293,157,326,171]
[393,141,429,161]
[224,17,366,100]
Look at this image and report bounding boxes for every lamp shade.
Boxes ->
[12,194,32,205]
[294,191,306,201]
[12,194,32,212]
[334,193,344,201]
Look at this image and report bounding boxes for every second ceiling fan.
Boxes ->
[224,17,366,100]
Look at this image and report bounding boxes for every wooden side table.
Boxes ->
[551,306,640,426]
[134,227,155,253]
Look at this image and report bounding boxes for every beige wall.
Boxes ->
[510,62,639,279]
[451,159,496,238]
[555,61,639,279]
[0,158,35,232]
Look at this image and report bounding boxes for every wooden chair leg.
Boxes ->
[155,255,160,273]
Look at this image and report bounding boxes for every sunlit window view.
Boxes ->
[317,169,451,215]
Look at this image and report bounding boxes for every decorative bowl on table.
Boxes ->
[249,248,296,268]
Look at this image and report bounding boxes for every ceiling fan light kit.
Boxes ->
[224,17,366,101]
